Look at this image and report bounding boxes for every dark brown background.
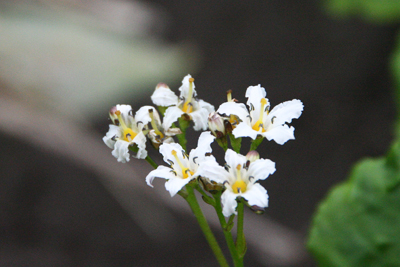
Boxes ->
[1,1,398,266]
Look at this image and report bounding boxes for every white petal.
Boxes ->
[165,127,182,137]
[198,99,215,114]
[241,183,269,209]
[163,106,184,130]
[103,124,120,149]
[263,124,295,145]
[221,190,239,217]
[247,158,276,181]
[217,102,249,123]
[115,104,133,115]
[224,149,247,183]
[111,140,130,163]
[116,104,136,128]
[268,99,303,125]
[190,108,210,131]
[145,166,176,187]
[197,131,215,151]
[159,142,185,166]
[132,131,148,159]
[189,131,215,163]
[151,85,179,107]
[232,121,259,140]
[245,85,266,106]
[179,74,197,98]
[135,105,158,127]
[196,158,230,184]
[165,176,192,197]
[162,136,175,144]
[245,85,270,126]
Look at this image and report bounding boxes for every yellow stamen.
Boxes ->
[232,164,247,194]
[227,90,233,102]
[182,78,195,113]
[115,110,137,142]
[229,114,240,127]
[171,150,193,179]
[251,98,268,132]
[149,109,164,139]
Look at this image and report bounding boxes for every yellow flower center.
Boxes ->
[229,114,240,127]
[149,109,164,139]
[232,164,247,194]
[171,150,193,179]
[251,98,268,132]
[115,110,137,142]
[182,78,195,113]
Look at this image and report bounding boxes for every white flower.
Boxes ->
[198,149,275,217]
[144,107,181,148]
[214,90,251,134]
[103,104,150,162]
[151,74,214,131]
[218,85,303,145]
[146,131,216,196]
[216,101,249,130]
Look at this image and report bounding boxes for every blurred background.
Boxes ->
[0,0,398,266]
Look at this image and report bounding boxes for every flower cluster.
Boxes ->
[103,74,303,217]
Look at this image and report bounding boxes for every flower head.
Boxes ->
[198,149,275,217]
[146,131,216,196]
[145,107,181,148]
[103,104,149,162]
[103,105,147,163]
[151,74,214,131]
[215,90,250,133]
[218,85,303,145]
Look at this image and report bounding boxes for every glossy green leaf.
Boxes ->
[308,141,400,266]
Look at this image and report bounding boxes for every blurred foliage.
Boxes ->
[0,1,198,121]
[392,38,400,115]
[322,0,400,24]
[308,0,400,266]
[308,142,400,266]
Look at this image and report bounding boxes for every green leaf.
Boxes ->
[307,141,400,266]
[216,136,229,152]
[228,133,241,153]
[157,106,168,116]
[249,136,264,152]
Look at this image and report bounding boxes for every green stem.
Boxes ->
[177,117,190,151]
[249,136,264,151]
[185,185,229,267]
[145,155,158,169]
[214,192,243,267]
[226,214,235,230]
[236,200,246,259]
[195,184,215,207]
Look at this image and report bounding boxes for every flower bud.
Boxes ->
[109,106,119,125]
[208,112,226,138]
[246,150,260,163]
[250,205,265,215]
[198,176,224,193]
[156,82,169,90]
